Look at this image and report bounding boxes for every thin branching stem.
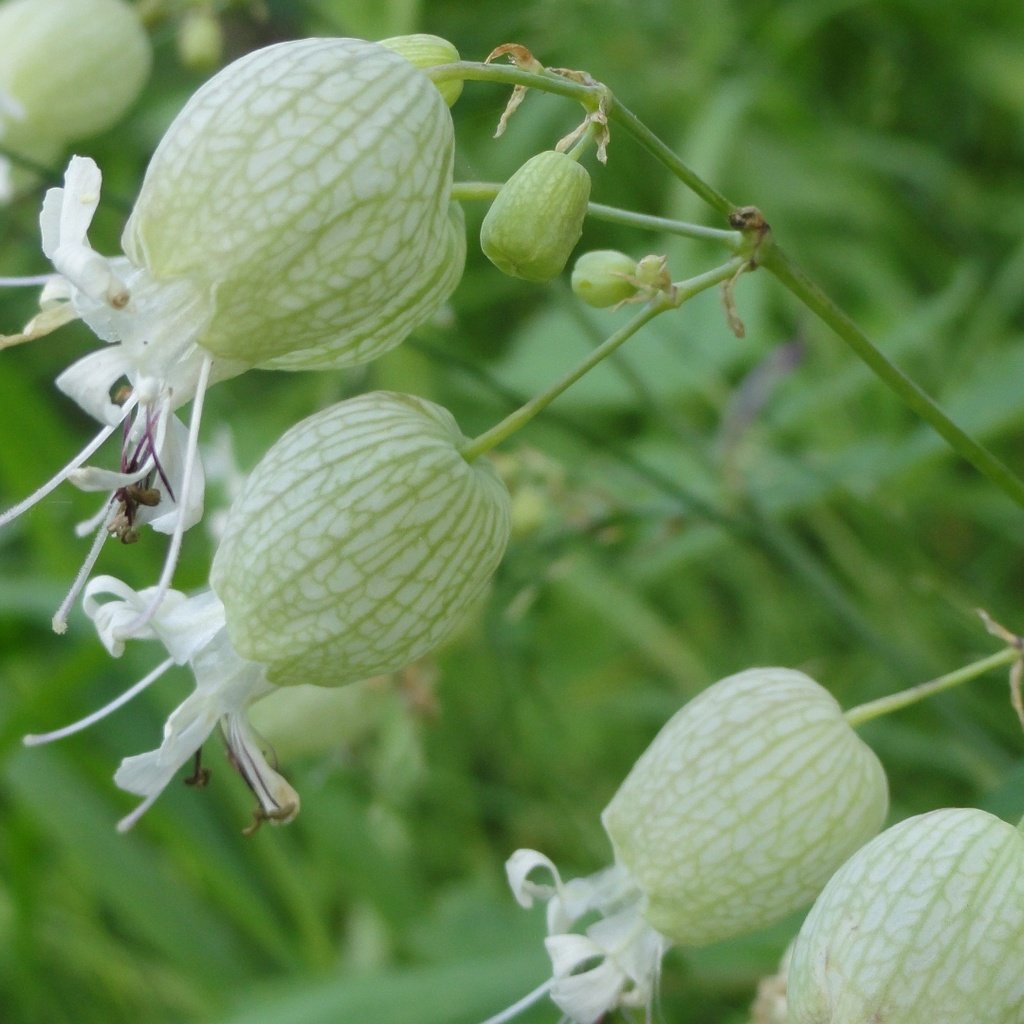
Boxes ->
[450,182,742,245]
[761,245,1024,511]
[844,647,1019,727]
[437,58,1024,507]
[461,259,745,462]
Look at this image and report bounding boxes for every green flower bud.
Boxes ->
[601,667,889,946]
[377,33,462,107]
[210,391,511,688]
[480,150,591,282]
[176,7,224,72]
[123,37,465,370]
[0,0,150,191]
[787,808,1024,1024]
[571,249,639,307]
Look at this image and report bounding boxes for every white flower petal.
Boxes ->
[547,952,627,1024]
[114,689,220,797]
[545,933,607,979]
[55,156,102,248]
[224,713,300,826]
[506,848,564,909]
[55,346,131,425]
[114,629,282,828]
[82,576,170,656]
[42,157,128,307]
[135,415,206,535]
[39,183,66,259]
[68,461,155,492]
[150,589,225,664]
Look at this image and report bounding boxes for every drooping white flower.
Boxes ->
[492,668,889,1024]
[26,575,297,833]
[2,36,466,633]
[23,391,509,828]
[0,0,151,200]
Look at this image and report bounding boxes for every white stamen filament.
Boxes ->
[51,504,114,633]
[479,979,557,1024]
[0,393,137,530]
[23,657,174,745]
[0,274,57,287]
[75,500,114,538]
[112,356,212,641]
[117,789,163,833]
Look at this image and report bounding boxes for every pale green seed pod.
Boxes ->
[123,37,465,370]
[0,0,150,148]
[210,392,511,688]
[377,33,462,107]
[481,150,591,282]
[571,249,639,307]
[788,808,1024,1024]
[601,667,889,946]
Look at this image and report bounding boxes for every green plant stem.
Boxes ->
[844,647,1019,727]
[430,60,737,217]
[429,60,601,104]
[450,182,742,246]
[438,59,1024,507]
[603,96,736,217]
[461,259,744,461]
[761,244,1024,511]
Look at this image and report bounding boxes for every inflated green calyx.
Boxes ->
[211,392,511,688]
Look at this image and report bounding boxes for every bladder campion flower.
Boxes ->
[497,668,889,1024]
[0,0,150,200]
[24,391,511,829]
[210,391,511,688]
[787,807,1024,1024]
[1,36,466,633]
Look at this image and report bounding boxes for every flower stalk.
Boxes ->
[450,182,743,245]
[437,56,1024,509]
[461,258,747,462]
[844,645,1021,727]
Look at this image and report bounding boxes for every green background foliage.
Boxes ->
[1,0,1024,1021]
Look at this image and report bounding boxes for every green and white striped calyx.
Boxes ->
[8,37,468,602]
[481,150,592,282]
[506,667,888,1024]
[787,807,1024,1024]
[211,391,511,688]
[601,666,889,946]
[123,36,465,371]
[0,0,150,198]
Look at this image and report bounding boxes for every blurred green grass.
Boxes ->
[2,0,1024,1021]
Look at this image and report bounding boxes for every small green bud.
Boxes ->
[176,7,223,72]
[0,0,150,144]
[787,808,1024,1024]
[377,33,463,107]
[601,667,889,947]
[480,150,591,282]
[211,392,511,688]
[570,249,638,307]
